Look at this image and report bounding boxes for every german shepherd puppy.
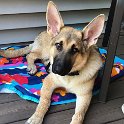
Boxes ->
[0,1,105,124]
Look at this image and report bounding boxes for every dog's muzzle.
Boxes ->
[52,55,72,76]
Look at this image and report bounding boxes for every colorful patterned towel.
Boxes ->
[0,46,124,105]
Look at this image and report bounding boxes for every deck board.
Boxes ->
[0,94,20,104]
[107,119,124,124]
[5,96,124,124]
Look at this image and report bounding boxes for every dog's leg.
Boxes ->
[26,75,57,124]
[70,93,92,124]
[26,52,41,74]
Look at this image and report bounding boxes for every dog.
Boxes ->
[0,1,105,124]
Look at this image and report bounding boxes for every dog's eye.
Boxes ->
[55,43,63,51]
[71,48,79,54]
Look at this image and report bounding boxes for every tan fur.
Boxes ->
[0,1,105,124]
[0,46,31,58]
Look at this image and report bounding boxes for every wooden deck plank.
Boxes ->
[84,98,124,124]
[9,119,124,124]
[0,100,36,124]
[107,119,124,124]
[9,118,124,124]
[9,120,26,124]
[0,94,20,104]
[6,97,124,124]
[108,80,124,100]
[43,97,124,124]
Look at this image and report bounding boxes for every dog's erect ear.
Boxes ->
[82,14,105,47]
[46,1,64,37]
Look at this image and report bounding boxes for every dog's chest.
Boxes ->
[54,75,83,92]
[52,73,95,95]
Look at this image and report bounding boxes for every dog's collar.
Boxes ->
[68,71,79,76]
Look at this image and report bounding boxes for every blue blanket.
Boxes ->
[0,46,124,105]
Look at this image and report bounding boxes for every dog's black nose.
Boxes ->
[52,65,62,74]
[52,64,67,76]
[52,55,72,76]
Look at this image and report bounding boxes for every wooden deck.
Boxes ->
[0,76,124,124]
[0,32,124,124]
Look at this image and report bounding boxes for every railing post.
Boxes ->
[99,0,124,102]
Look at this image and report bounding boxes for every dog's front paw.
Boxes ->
[25,114,43,124]
[27,64,37,75]
[70,113,83,124]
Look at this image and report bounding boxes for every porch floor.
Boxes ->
[0,75,124,124]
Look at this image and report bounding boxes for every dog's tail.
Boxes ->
[0,45,32,58]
